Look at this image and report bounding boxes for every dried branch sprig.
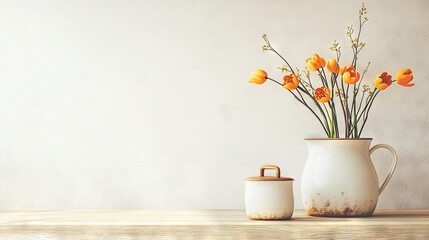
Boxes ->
[249,3,414,138]
[262,33,273,51]
[329,40,341,52]
[278,65,290,73]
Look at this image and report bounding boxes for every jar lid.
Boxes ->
[245,165,294,181]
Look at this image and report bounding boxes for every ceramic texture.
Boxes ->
[301,139,397,217]
[245,181,294,220]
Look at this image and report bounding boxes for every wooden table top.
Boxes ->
[0,210,428,239]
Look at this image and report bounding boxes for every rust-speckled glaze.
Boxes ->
[301,139,397,217]
[245,165,294,220]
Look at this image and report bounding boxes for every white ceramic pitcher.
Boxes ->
[301,138,397,217]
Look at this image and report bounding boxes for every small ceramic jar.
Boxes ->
[245,165,294,220]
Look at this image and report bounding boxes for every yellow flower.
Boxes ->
[396,68,414,87]
[374,72,392,90]
[342,66,360,84]
[249,69,267,84]
[283,74,299,90]
[314,87,330,103]
[327,59,340,74]
[306,54,326,71]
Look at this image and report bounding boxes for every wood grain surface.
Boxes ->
[0,210,427,239]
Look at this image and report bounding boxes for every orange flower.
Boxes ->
[396,68,414,87]
[306,54,326,71]
[342,66,360,84]
[339,65,347,75]
[327,59,340,74]
[314,87,330,103]
[249,69,267,84]
[373,72,392,90]
[283,74,299,90]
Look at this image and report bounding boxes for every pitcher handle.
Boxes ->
[369,144,398,195]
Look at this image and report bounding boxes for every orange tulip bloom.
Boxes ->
[249,69,268,84]
[327,59,340,74]
[314,87,330,103]
[396,68,414,87]
[306,54,326,71]
[339,65,347,75]
[283,74,299,90]
[342,66,360,84]
[373,72,392,90]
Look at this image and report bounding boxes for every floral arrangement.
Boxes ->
[249,3,414,138]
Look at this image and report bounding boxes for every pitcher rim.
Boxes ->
[304,138,372,140]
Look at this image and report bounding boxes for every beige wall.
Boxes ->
[0,0,427,209]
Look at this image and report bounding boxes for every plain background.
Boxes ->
[0,0,427,209]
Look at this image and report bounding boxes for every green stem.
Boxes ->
[322,104,333,138]
[348,89,379,135]
[297,85,330,130]
[267,77,329,136]
[358,90,380,137]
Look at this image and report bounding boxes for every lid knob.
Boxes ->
[260,165,280,178]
